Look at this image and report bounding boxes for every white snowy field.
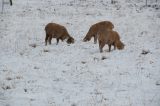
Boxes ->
[0,0,160,106]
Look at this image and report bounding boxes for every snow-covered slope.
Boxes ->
[0,0,160,106]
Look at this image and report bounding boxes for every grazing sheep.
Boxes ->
[83,21,114,44]
[98,30,124,53]
[45,23,74,46]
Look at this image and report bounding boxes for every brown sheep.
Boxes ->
[45,23,74,46]
[98,30,124,53]
[83,21,114,44]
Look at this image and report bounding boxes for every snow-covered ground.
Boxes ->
[0,0,160,106]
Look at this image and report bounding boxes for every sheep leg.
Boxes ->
[10,0,12,6]
[56,38,59,45]
[99,41,105,53]
[45,34,49,46]
[108,44,111,52]
[113,43,116,50]
[94,35,97,44]
[48,35,52,45]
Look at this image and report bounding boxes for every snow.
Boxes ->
[0,0,160,106]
